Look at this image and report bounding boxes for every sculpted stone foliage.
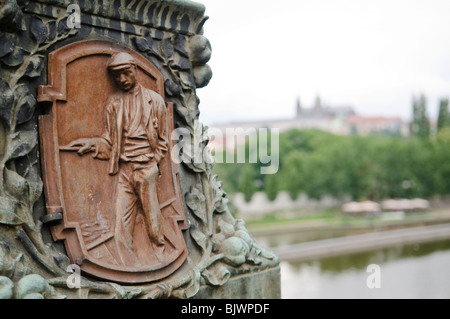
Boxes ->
[0,0,80,298]
[0,0,279,299]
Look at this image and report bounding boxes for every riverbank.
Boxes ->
[246,208,450,237]
[245,209,450,262]
[272,223,450,262]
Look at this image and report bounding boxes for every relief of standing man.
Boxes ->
[62,52,170,266]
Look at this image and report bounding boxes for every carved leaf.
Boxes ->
[0,196,23,225]
[185,186,207,223]
[179,138,206,173]
[215,198,228,214]
[132,36,164,61]
[202,145,214,174]
[109,283,143,299]
[30,16,48,45]
[13,83,29,101]
[211,175,228,214]
[3,168,28,202]
[211,175,223,202]
[0,78,14,126]
[133,36,151,52]
[190,226,207,251]
[184,160,206,174]
[255,245,277,261]
[0,47,28,67]
[173,34,189,58]
[47,20,56,41]
[56,17,71,36]
[26,165,43,206]
[179,72,196,90]
[0,33,15,58]
[0,242,15,277]
[247,247,262,265]
[182,121,212,173]
[7,130,37,160]
[164,79,181,97]
[12,8,26,32]
[171,52,191,71]
[202,264,231,286]
[13,84,36,125]
[24,55,44,78]
[160,38,174,59]
[183,270,201,299]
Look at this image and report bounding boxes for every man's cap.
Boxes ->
[107,52,136,71]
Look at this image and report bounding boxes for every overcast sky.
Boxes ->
[196,0,450,126]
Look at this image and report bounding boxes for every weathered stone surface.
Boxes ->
[0,0,280,299]
[193,64,213,88]
[192,267,282,299]
[190,35,212,65]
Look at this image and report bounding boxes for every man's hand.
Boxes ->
[60,138,95,155]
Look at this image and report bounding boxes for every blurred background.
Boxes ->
[197,0,450,298]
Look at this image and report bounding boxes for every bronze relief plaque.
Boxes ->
[38,40,188,284]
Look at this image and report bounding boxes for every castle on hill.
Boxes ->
[208,96,408,150]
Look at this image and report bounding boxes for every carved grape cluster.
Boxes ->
[184,171,279,291]
[0,241,60,299]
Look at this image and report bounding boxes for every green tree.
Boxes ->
[432,127,450,194]
[263,172,281,201]
[277,150,305,200]
[437,97,450,132]
[371,137,433,199]
[214,128,442,204]
[237,163,258,202]
[410,94,430,138]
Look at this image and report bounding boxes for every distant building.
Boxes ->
[296,96,355,120]
[344,115,409,136]
[208,96,408,150]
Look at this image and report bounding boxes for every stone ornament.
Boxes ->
[0,0,280,299]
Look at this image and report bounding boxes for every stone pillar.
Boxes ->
[0,0,280,299]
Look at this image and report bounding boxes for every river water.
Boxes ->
[280,239,450,298]
[252,230,450,298]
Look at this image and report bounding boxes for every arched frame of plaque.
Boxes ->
[38,40,189,284]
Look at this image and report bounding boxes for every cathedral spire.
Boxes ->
[314,95,322,113]
[296,97,302,118]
